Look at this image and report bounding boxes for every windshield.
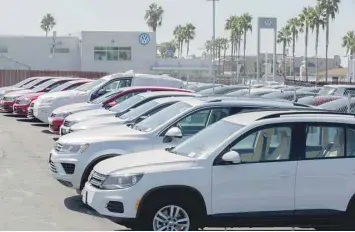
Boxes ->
[318,86,336,96]
[49,81,74,92]
[32,80,57,92]
[134,101,193,132]
[120,100,159,120]
[90,90,122,104]
[110,95,146,113]
[14,78,35,88]
[170,120,244,158]
[22,78,48,89]
[75,78,105,92]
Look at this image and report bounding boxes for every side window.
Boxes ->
[66,83,84,90]
[344,89,355,97]
[113,92,137,103]
[206,108,231,126]
[305,125,344,159]
[176,110,210,136]
[118,79,132,88]
[230,126,292,163]
[347,128,355,156]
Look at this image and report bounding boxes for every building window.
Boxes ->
[50,47,70,53]
[0,46,8,53]
[119,47,131,61]
[94,46,131,61]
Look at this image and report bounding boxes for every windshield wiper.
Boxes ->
[165,147,176,154]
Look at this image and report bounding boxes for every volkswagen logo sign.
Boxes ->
[139,33,150,45]
[264,19,272,28]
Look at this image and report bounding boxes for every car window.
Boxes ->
[101,79,121,91]
[178,110,210,134]
[347,128,355,156]
[65,82,85,90]
[305,125,345,159]
[113,92,139,104]
[231,126,292,163]
[206,108,231,126]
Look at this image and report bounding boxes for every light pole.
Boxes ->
[207,0,219,93]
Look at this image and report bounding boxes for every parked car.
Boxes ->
[197,85,248,96]
[0,77,71,113]
[227,88,277,97]
[0,76,39,92]
[192,84,223,92]
[33,71,185,123]
[59,91,197,135]
[0,76,56,99]
[80,110,355,231]
[49,98,314,192]
[318,84,355,97]
[297,95,343,106]
[48,86,193,134]
[317,97,355,113]
[69,96,192,133]
[262,90,318,101]
[12,79,91,116]
[297,86,322,93]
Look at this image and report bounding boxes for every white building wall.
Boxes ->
[80,31,156,73]
[0,36,80,70]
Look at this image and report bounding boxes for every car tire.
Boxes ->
[138,196,200,231]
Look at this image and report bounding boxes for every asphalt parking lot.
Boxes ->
[0,112,311,230]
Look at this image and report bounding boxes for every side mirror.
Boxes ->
[163,127,182,143]
[97,89,106,96]
[221,151,241,164]
[44,87,51,92]
[136,115,148,123]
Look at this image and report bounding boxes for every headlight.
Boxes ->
[102,173,144,190]
[56,112,71,119]
[57,143,90,154]
[17,98,31,105]
[42,98,54,105]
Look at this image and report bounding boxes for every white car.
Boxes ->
[69,96,191,133]
[49,98,313,192]
[82,110,355,230]
[59,91,196,135]
[33,70,185,123]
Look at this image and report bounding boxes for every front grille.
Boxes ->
[49,160,57,173]
[63,120,70,127]
[55,143,63,152]
[89,171,108,189]
[27,109,34,117]
[107,201,124,213]
[61,163,75,174]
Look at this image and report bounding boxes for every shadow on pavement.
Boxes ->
[3,114,21,118]
[17,118,39,123]
[31,123,48,127]
[53,137,59,141]
[64,195,104,218]
[41,129,54,135]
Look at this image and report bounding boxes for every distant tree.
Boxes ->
[184,23,196,56]
[286,17,302,80]
[41,13,56,36]
[342,31,355,55]
[173,25,186,58]
[144,3,164,32]
[299,6,313,81]
[277,26,292,77]
[158,41,177,58]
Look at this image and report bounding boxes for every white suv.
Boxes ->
[81,110,355,230]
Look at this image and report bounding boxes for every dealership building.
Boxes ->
[0,31,211,77]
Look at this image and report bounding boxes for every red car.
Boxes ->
[49,86,194,134]
[13,79,92,116]
[0,77,79,113]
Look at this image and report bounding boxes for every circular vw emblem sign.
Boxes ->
[264,19,272,28]
[139,33,150,45]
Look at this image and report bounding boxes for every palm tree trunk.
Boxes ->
[243,32,247,77]
[325,15,330,83]
[305,26,309,82]
[218,46,221,75]
[283,42,286,78]
[223,48,227,74]
[315,26,319,82]
[186,41,190,56]
[292,33,296,81]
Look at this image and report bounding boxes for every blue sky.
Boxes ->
[0,0,354,58]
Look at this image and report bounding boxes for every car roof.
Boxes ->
[117,86,191,92]
[137,91,196,98]
[223,109,355,126]
[153,96,194,104]
[199,98,312,108]
[325,85,355,88]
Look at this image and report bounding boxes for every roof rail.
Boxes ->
[257,111,355,121]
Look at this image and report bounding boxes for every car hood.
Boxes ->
[5,89,35,97]
[94,149,196,175]
[53,102,100,114]
[71,116,125,130]
[66,108,114,122]
[58,124,144,144]
[38,90,82,101]
[18,92,44,100]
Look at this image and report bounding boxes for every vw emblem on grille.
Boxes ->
[139,33,150,45]
[264,19,272,28]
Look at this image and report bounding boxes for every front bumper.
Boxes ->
[13,104,29,116]
[49,150,83,190]
[33,105,52,123]
[48,117,64,134]
[81,182,139,219]
[0,101,15,112]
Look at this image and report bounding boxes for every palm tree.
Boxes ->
[225,16,239,62]
[40,14,56,36]
[184,23,196,56]
[286,17,301,80]
[317,0,341,82]
[173,25,186,58]
[220,38,229,74]
[158,41,176,58]
[299,7,313,81]
[309,4,326,80]
[277,27,292,78]
[205,40,213,59]
[144,3,164,32]
[342,31,355,55]
[240,13,253,77]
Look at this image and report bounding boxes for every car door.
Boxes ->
[295,123,355,214]
[211,123,299,215]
